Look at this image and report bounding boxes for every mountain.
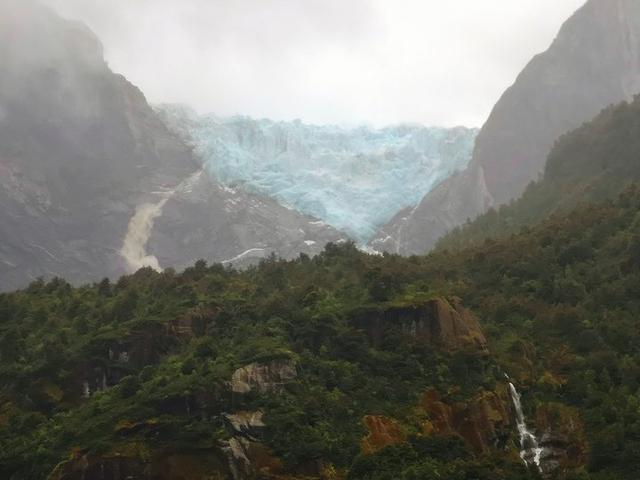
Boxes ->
[440,94,640,250]
[370,0,640,255]
[7,76,640,476]
[158,106,477,243]
[0,1,344,291]
[4,188,640,478]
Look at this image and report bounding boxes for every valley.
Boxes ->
[2,1,640,479]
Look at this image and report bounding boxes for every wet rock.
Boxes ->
[535,403,588,475]
[223,410,266,440]
[220,437,285,480]
[231,359,297,395]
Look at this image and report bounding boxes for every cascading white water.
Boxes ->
[120,169,204,273]
[508,382,543,471]
[120,199,170,272]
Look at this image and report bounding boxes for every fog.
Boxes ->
[40,0,586,127]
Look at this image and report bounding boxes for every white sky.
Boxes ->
[41,0,586,127]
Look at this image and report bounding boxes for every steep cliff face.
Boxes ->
[360,416,406,455]
[0,1,344,291]
[0,0,197,290]
[371,0,640,255]
[353,297,488,354]
[230,359,298,395]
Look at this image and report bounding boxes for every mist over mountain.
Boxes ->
[0,0,344,291]
[6,1,640,480]
[371,0,640,255]
[158,105,477,242]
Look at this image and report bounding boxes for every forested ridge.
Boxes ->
[4,100,640,479]
[3,181,640,478]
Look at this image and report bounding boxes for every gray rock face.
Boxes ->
[0,1,343,291]
[370,165,492,255]
[0,0,195,290]
[148,171,346,271]
[371,0,640,255]
[230,359,298,395]
[223,411,266,439]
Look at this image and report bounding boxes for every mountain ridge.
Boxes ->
[158,105,477,242]
[371,0,640,255]
[0,1,345,291]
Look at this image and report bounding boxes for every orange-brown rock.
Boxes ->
[353,297,488,353]
[418,389,455,436]
[418,387,513,453]
[361,415,406,454]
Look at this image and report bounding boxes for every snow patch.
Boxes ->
[222,248,267,264]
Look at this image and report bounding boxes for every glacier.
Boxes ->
[159,105,478,243]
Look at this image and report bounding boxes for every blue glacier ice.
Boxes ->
[159,105,478,242]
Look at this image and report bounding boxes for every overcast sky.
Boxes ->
[41,0,586,127]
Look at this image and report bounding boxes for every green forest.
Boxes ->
[4,100,640,479]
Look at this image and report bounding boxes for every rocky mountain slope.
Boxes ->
[7,73,640,477]
[158,105,477,242]
[370,0,640,255]
[4,177,640,477]
[440,94,640,250]
[0,0,344,291]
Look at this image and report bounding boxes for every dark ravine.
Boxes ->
[371,0,640,255]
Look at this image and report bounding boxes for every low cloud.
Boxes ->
[41,0,586,127]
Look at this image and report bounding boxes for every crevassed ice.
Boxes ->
[160,105,478,243]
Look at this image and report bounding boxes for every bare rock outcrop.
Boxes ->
[371,0,640,255]
[230,359,298,395]
[360,416,406,455]
[353,297,488,354]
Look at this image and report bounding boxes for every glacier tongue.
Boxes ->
[159,106,477,242]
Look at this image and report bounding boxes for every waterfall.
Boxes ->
[508,382,543,471]
[120,169,204,273]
